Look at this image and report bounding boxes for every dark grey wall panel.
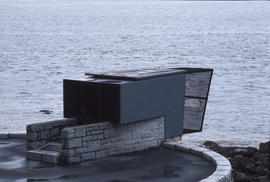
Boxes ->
[120,75,185,138]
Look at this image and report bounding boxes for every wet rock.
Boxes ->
[203,141,220,150]
[259,141,270,154]
[246,147,258,157]
[254,175,270,182]
[254,152,266,161]
[255,160,261,166]
[228,147,257,158]
[233,170,252,182]
[39,110,53,114]
[261,157,270,168]
[255,166,269,176]
[240,163,257,175]
[218,147,237,157]
[203,140,270,182]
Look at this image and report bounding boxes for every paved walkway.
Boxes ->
[0,139,215,182]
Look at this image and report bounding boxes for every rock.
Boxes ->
[229,147,257,157]
[203,140,270,182]
[219,147,236,157]
[255,160,261,166]
[233,170,253,182]
[253,175,270,182]
[259,141,270,154]
[230,160,240,169]
[255,166,269,176]
[203,141,220,150]
[40,110,53,114]
[261,157,270,168]
[240,163,257,175]
[246,147,258,157]
[254,152,266,161]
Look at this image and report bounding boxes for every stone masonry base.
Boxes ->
[62,117,165,163]
[26,117,165,163]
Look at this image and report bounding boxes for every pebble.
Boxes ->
[39,110,53,114]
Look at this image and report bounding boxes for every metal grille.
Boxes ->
[99,83,120,123]
[63,80,98,121]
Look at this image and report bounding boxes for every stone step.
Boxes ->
[40,142,62,152]
[27,150,60,163]
[26,142,63,164]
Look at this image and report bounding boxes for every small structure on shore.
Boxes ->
[26,67,213,164]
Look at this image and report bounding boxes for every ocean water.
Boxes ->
[0,0,269,147]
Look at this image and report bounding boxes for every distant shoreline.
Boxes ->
[168,0,269,1]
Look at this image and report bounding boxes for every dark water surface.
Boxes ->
[0,139,215,182]
[0,0,269,147]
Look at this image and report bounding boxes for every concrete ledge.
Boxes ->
[163,141,233,182]
[0,133,26,139]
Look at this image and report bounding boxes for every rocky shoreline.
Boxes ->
[204,141,270,182]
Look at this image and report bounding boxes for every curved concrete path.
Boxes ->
[163,141,233,182]
[0,139,215,182]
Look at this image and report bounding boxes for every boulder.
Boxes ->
[253,175,270,182]
[233,170,253,182]
[259,141,270,154]
[255,166,269,176]
[246,147,258,157]
[254,152,266,161]
[203,140,270,182]
[261,157,269,168]
[203,141,220,150]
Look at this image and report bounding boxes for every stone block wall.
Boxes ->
[61,117,165,163]
[26,117,87,150]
